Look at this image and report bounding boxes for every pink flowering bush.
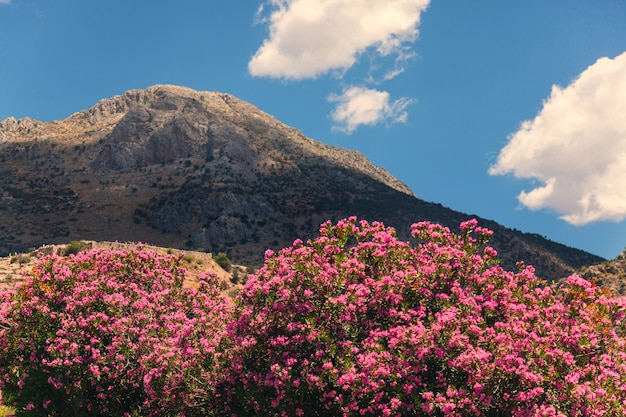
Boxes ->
[223,217,626,416]
[0,247,232,417]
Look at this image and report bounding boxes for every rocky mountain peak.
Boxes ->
[79,84,417,197]
[74,85,215,123]
[0,116,44,141]
[0,85,605,280]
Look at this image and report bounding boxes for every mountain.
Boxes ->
[0,85,604,280]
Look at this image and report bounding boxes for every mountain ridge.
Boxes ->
[0,85,415,197]
[0,84,604,280]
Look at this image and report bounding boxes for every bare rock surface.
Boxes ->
[577,250,626,295]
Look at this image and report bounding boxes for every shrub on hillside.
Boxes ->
[0,246,232,417]
[214,252,232,272]
[223,217,626,417]
[62,240,87,256]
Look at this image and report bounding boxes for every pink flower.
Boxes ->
[0,246,233,416]
[224,217,626,417]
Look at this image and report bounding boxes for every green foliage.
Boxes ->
[214,252,232,272]
[230,269,240,284]
[63,240,87,256]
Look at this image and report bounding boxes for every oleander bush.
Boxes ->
[0,246,232,417]
[222,217,626,417]
[1,218,626,417]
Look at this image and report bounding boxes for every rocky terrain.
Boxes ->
[0,85,605,280]
[577,249,626,295]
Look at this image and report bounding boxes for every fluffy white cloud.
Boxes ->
[249,0,430,80]
[489,51,626,225]
[0,0,11,5]
[328,86,415,134]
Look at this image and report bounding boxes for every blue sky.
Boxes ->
[1,1,626,260]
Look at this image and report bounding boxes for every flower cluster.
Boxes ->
[223,217,626,417]
[1,218,625,417]
[0,246,232,417]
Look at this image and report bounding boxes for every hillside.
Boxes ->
[577,249,626,295]
[0,241,240,294]
[0,84,604,280]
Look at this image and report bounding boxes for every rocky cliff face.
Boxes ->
[0,85,604,279]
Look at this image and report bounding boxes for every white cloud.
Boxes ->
[249,0,430,80]
[489,51,626,225]
[0,0,11,5]
[328,86,415,134]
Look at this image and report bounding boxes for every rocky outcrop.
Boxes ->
[577,251,626,295]
[0,117,44,141]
